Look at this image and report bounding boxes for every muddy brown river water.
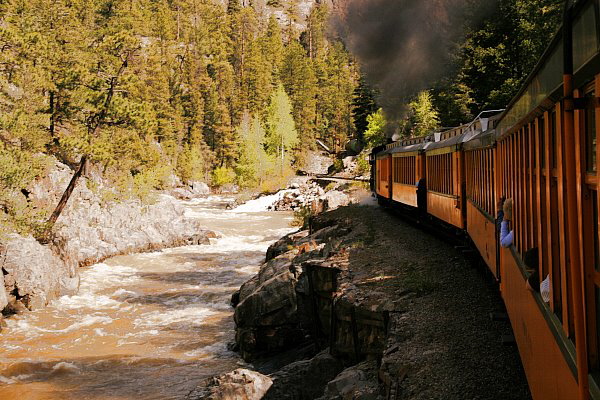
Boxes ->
[0,196,294,400]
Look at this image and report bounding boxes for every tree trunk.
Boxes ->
[39,155,87,243]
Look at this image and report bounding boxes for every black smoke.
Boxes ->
[334,0,494,133]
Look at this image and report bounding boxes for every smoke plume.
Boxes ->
[333,0,484,133]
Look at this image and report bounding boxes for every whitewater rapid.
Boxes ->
[0,195,294,400]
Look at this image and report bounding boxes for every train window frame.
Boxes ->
[585,86,597,174]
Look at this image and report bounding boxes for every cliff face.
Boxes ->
[228,0,346,32]
[0,159,212,322]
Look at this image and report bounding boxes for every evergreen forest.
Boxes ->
[0,0,564,236]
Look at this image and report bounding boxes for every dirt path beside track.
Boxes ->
[318,204,531,399]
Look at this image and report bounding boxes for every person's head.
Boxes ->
[525,247,540,291]
[503,198,513,221]
[524,247,539,271]
[497,196,506,211]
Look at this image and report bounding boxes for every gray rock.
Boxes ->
[320,191,350,211]
[266,230,309,261]
[235,270,298,328]
[170,187,195,200]
[187,368,272,400]
[190,181,210,195]
[2,160,212,315]
[264,349,344,400]
[1,234,71,310]
[298,151,333,176]
[220,183,239,194]
[319,361,381,400]
[0,274,8,311]
[165,173,182,188]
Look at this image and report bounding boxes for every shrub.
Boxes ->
[212,166,236,187]
[291,206,313,229]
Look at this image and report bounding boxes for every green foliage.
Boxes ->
[331,158,344,174]
[266,84,298,173]
[0,147,52,235]
[431,0,563,124]
[212,166,236,187]
[363,108,387,148]
[0,0,360,232]
[281,41,318,150]
[408,91,440,137]
[352,76,378,139]
[236,112,274,188]
[177,143,210,184]
[356,155,370,175]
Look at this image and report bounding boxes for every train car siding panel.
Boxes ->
[467,202,497,277]
[392,183,418,207]
[427,192,464,229]
[391,154,419,207]
[502,249,579,400]
[376,156,391,199]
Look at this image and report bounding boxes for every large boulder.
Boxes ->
[320,191,350,211]
[170,187,195,200]
[53,194,207,267]
[263,349,345,400]
[235,270,298,328]
[1,234,77,310]
[318,361,381,400]
[266,230,309,261]
[186,369,272,400]
[190,181,210,196]
[298,151,333,176]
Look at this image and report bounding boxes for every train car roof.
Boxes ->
[388,141,429,154]
[376,110,503,155]
[425,132,467,151]
[426,110,504,152]
[462,128,497,150]
[496,0,600,137]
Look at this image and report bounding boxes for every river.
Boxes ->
[0,195,294,400]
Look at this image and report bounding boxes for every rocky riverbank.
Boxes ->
[0,160,214,322]
[188,204,531,400]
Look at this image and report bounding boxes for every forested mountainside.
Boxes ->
[0,0,357,236]
[0,0,563,237]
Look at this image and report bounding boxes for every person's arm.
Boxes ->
[500,220,513,247]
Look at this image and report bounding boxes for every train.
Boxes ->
[370,1,600,399]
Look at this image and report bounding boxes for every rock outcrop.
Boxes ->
[268,179,350,213]
[1,160,213,316]
[186,369,273,400]
[318,360,381,400]
[229,207,401,399]
[1,234,78,312]
[263,349,344,400]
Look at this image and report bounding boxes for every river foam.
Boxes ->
[0,195,296,399]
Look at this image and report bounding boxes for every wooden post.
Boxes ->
[563,4,589,398]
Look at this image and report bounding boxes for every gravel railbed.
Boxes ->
[316,204,531,400]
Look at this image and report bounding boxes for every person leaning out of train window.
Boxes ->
[500,198,514,247]
[524,248,551,303]
[495,196,506,233]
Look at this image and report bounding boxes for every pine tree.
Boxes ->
[352,76,378,140]
[266,85,298,174]
[263,16,285,85]
[281,41,317,152]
